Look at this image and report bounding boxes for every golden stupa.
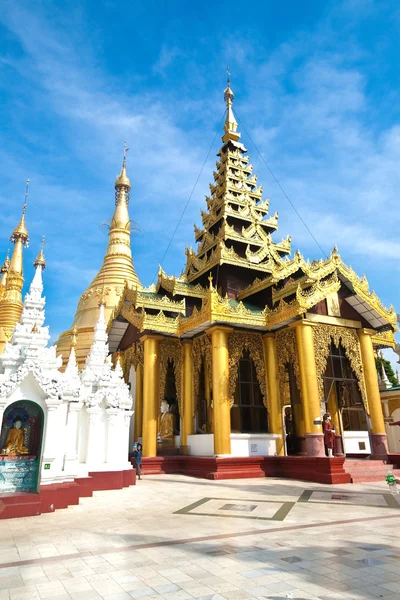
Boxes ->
[0,184,30,354]
[56,152,141,367]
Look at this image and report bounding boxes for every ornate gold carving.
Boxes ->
[276,328,302,408]
[159,339,182,413]
[372,329,396,349]
[312,324,368,412]
[227,331,267,408]
[192,333,212,412]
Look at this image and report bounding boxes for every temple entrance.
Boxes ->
[283,362,304,455]
[231,351,268,433]
[158,359,180,454]
[0,400,44,493]
[164,359,180,435]
[323,342,370,456]
[196,361,212,433]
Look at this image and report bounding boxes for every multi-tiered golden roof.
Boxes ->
[108,82,396,344]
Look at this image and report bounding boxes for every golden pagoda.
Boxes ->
[55,151,141,367]
[106,80,396,468]
[0,184,30,353]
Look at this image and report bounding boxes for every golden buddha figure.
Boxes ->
[1,417,29,456]
[158,400,175,447]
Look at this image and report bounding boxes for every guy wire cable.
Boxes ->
[234,109,328,259]
[153,110,227,283]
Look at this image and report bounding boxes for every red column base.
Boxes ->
[305,433,325,457]
[334,435,345,457]
[371,433,388,460]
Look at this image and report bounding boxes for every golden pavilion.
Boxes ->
[100,82,397,463]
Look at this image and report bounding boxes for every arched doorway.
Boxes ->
[231,350,268,433]
[0,400,44,493]
[323,342,369,456]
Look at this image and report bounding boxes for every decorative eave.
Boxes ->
[121,305,180,336]
[156,267,207,299]
[185,241,280,282]
[265,272,341,329]
[124,286,186,315]
[195,221,287,259]
[179,288,265,337]
[200,199,269,231]
[372,329,396,349]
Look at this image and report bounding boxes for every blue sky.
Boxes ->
[1,0,400,367]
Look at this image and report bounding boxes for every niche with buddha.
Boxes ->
[0,400,44,493]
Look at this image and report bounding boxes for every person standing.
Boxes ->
[323,413,335,458]
[133,443,142,480]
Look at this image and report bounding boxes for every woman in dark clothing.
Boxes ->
[133,443,142,480]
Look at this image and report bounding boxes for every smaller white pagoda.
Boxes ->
[0,244,134,494]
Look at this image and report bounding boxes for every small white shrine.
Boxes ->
[0,250,133,494]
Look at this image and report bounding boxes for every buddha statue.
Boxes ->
[158,400,175,447]
[1,417,29,456]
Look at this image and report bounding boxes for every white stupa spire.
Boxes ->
[379,352,392,391]
[82,301,110,379]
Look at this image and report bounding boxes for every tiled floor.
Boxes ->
[0,475,400,599]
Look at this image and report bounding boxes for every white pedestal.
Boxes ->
[342,431,371,454]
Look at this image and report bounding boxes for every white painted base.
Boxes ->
[187,433,281,457]
[230,433,280,457]
[342,431,371,454]
[187,434,214,456]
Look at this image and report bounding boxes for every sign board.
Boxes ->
[250,444,258,453]
[44,463,51,470]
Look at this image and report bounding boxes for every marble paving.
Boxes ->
[0,474,400,599]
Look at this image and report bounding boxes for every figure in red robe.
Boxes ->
[323,412,335,458]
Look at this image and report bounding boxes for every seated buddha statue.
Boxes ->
[158,400,175,447]
[1,417,29,456]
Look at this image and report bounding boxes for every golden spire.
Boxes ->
[10,180,30,248]
[33,236,46,270]
[0,180,30,352]
[114,141,131,189]
[223,67,240,143]
[56,149,141,369]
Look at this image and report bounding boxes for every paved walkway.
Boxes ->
[0,475,400,599]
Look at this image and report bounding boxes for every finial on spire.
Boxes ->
[10,180,30,246]
[208,271,214,290]
[115,142,131,189]
[33,236,46,270]
[23,179,29,214]
[223,70,240,143]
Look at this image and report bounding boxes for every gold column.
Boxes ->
[181,340,194,453]
[208,326,232,455]
[204,358,212,432]
[358,328,387,458]
[134,362,143,442]
[142,335,162,458]
[263,334,284,455]
[293,403,306,437]
[292,320,324,456]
